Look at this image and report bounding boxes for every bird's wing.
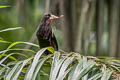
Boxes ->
[51,33,58,51]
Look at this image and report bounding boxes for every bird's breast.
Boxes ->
[37,25,52,40]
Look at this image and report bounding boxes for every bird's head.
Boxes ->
[42,14,63,24]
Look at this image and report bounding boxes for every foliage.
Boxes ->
[0,28,120,80]
[0,44,120,80]
[0,27,22,33]
[0,5,10,8]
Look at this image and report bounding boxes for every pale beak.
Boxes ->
[50,14,64,20]
[50,15,59,20]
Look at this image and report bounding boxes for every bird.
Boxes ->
[36,14,63,54]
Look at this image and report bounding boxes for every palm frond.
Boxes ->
[0,46,120,80]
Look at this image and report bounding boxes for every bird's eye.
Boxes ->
[44,14,51,20]
[46,15,50,18]
[47,14,51,17]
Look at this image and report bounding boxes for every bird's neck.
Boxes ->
[46,19,51,24]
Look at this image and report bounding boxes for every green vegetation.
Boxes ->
[1,0,120,80]
[0,28,120,80]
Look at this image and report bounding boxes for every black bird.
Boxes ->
[36,14,62,54]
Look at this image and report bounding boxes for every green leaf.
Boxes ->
[0,48,35,59]
[101,69,113,80]
[0,27,22,32]
[0,48,35,54]
[47,47,54,53]
[49,52,64,80]
[88,73,102,80]
[32,54,52,80]
[40,70,49,77]
[0,67,6,76]
[0,40,11,44]
[0,64,9,69]
[12,58,32,80]
[68,54,95,80]
[56,56,74,80]
[0,53,29,63]
[0,53,18,64]
[0,5,10,8]
[7,41,39,49]
[25,48,47,80]
[0,41,37,58]
[5,61,23,80]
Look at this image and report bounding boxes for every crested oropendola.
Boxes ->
[36,14,63,54]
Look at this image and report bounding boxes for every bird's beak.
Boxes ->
[50,15,59,20]
[50,14,64,20]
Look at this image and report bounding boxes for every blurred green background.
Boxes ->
[0,0,120,57]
